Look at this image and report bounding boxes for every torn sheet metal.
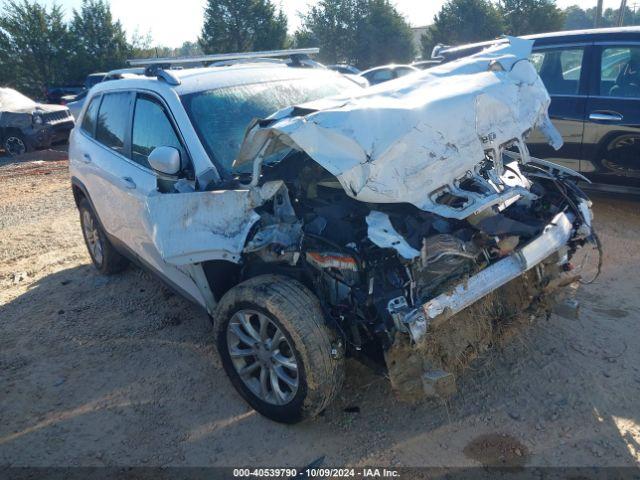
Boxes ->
[421,212,575,331]
[243,222,302,253]
[366,211,420,259]
[236,37,563,220]
[145,181,285,265]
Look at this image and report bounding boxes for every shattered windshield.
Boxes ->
[181,77,357,175]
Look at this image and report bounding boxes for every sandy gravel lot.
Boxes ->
[1,151,639,470]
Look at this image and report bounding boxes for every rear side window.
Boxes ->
[95,92,131,154]
[131,95,185,168]
[531,48,584,95]
[80,96,100,137]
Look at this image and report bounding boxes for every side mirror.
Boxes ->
[148,146,181,176]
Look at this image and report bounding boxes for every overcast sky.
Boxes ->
[33,0,624,47]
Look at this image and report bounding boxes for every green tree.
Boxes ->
[0,0,72,98]
[560,5,640,31]
[355,0,415,67]
[295,0,414,68]
[69,0,130,82]
[177,41,204,57]
[295,0,360,65]
[199,0,287,54]
[499,0,564,35]
[420,0,504,59]
[563,5,592,30]
[130,38,204,60]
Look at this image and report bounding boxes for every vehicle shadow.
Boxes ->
[0,145,68,165]
[0,263,222,466]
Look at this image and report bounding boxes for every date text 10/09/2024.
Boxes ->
[233,468,401,478]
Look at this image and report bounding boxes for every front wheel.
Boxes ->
[4,132,30,157]
[215,275,344,423]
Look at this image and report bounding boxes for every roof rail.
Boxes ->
[143,66,181,85]
[127,48,320,67]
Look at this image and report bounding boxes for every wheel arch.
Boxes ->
[1,126,23,140]
[201,259,316,304]
[70,176,109,234]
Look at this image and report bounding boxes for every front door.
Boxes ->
[121,92,204,302]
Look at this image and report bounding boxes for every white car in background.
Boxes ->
[359,64,419,85]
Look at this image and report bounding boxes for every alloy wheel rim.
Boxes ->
[81,209,104,266]
[5,136,25,156]
[604,136,640,177]
[226,309,299,405]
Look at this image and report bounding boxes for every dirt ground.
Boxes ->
[1,150,639,470]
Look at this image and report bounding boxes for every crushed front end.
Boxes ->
[231,37,598,401]
[244,150,596,401]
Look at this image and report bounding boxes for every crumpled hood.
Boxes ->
[33,103,69,113]
[0,88,68,114]
[0,87,37,112]
[235,37,563,219]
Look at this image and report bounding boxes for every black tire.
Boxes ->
[3,132,31,157]
[215,274,344,423]
[78,197,128,275]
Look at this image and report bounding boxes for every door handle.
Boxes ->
[121,176,136,189]
[82,153,92,164]
[589,111,623,122]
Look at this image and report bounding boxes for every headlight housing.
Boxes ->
[32,113,43,126]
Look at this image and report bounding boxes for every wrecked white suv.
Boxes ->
[69,41,596,423]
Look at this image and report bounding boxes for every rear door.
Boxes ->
[72,91,134,242]
[527,44,590,171]
[582,42,640,187]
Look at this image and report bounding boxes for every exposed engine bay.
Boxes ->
[237,149,595,399]
[144,37,599,401]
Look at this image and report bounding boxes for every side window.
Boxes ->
[80,96,100,137]
[529,52,545,71]
[131,95,185,169]
[531,48,584,95]
[95,92,131,154]
[601,46,640,98]
[395,67,416,78]
[368,69,393,83]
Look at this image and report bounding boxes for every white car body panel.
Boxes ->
[145,181,286,265]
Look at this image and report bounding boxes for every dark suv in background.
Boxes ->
[0,88,74,156]
[434,27,640,193]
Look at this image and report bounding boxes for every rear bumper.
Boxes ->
[405,211,577,342]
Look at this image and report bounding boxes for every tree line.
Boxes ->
[1,0,639,100]
[420,0,640,59]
